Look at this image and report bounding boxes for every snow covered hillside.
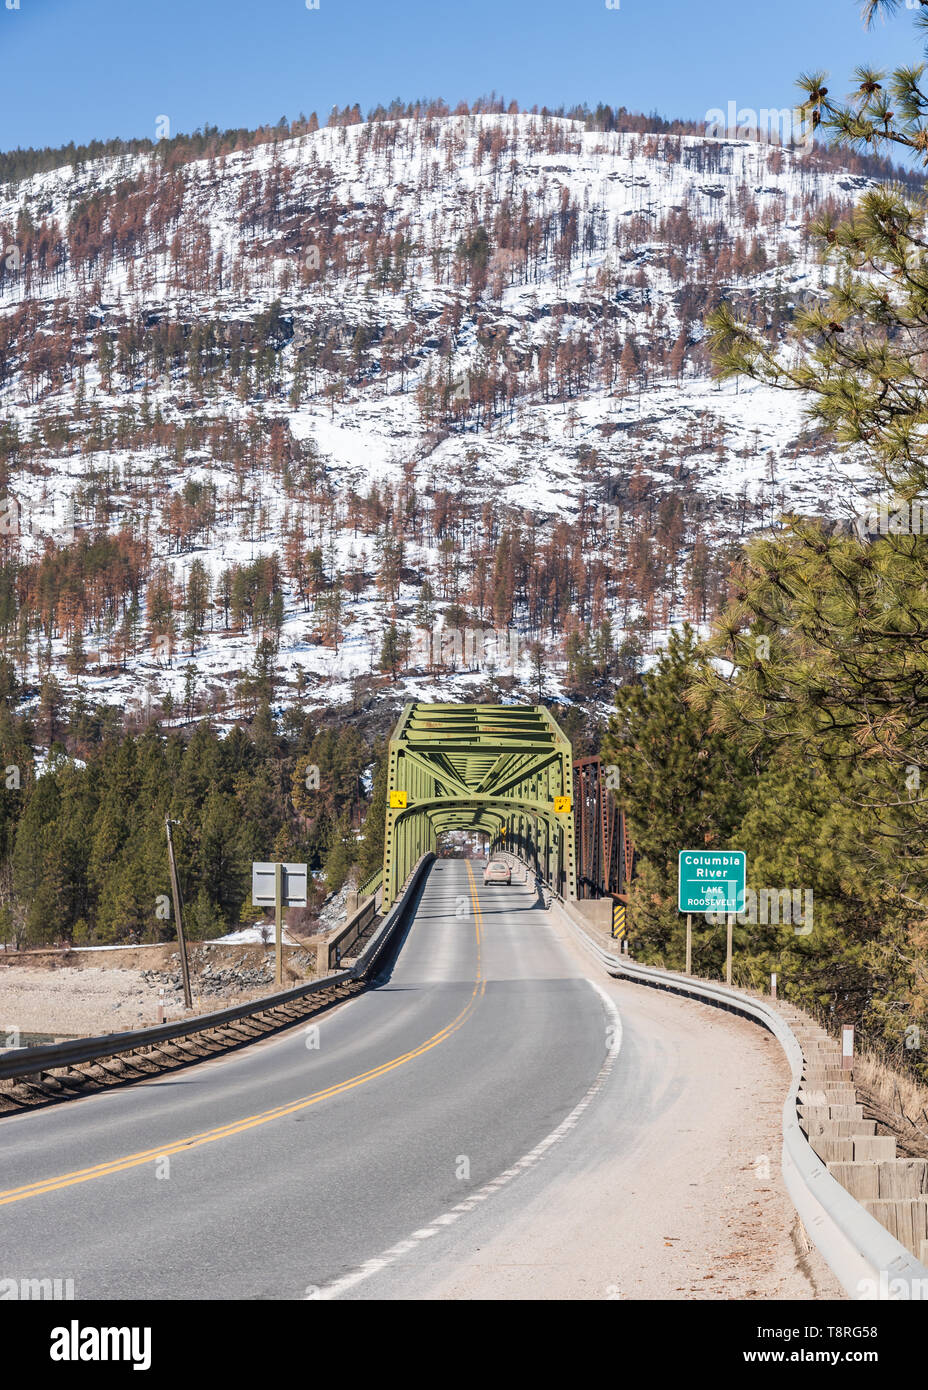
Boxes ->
[0,112,885,721]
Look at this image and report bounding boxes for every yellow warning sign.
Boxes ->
[389,790,407,809]
[554,796,571,814]
[612,902,627,940]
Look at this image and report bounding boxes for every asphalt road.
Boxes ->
[0,860,838,1300]
[0,860,614,1299]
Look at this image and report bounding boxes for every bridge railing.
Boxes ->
[356,867,383,901]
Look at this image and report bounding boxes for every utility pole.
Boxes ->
[165,818,193,1010]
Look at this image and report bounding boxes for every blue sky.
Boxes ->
[0,0,921,152]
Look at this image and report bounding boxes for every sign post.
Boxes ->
[274,863,283,987]
[726,912,734,986]
[677,851,746,983]
[252,862,309,990]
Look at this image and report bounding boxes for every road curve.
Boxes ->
[0,861,840,1300]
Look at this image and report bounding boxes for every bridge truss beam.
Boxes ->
[381,702,577,909]
[573,755,635,902]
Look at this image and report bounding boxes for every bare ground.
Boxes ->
[0,961,306,1038]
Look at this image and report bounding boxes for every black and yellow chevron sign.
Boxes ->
[612,901,626,940]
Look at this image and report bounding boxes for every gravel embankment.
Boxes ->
[1,966,168,1036]
[0,952,315,1038]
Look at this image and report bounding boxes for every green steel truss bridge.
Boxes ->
[381,702,578,910]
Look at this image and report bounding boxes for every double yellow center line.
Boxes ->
[0,864,486,1208]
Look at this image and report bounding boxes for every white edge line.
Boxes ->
[309,978,623,1300]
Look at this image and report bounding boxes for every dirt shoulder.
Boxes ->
[0,944,317,1038]
[413,958,844,1300]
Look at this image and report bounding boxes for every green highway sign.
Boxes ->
[678,850,746,915]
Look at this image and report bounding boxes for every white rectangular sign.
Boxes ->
[842,1025,855,1068]
[251,862,308,908]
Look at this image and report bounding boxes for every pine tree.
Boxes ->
[528,640,546,701]
[415,579,435,628]
[379,623,408,679]
[185,885,226,940]
[184,559,210,654]
[702,5,928,909]
[669,327,688,379]
[323,810,354,893]
[357,745,387,879]
[12,770,68,943]
[601,626,758,965]
[678,0,928,1059]
[66,627,87,675]
[196,789,248,926]
[619,336,639,387]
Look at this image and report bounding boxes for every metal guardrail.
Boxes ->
[548,891,928,1301]
[0,853,435,1086]
[356,867,383,901]
[349,852,432,976]
[313,893,378,973]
